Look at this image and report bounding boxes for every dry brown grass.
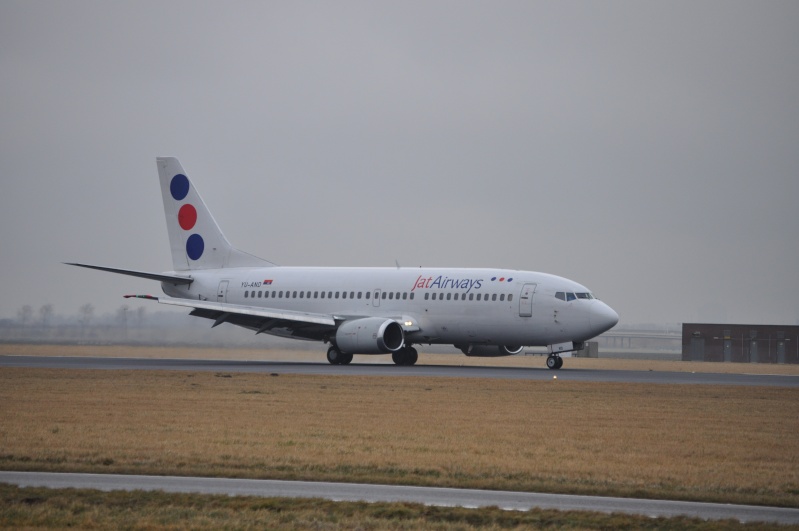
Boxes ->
[1,367,797,508]
[3,343,799,374]
[1,484,777,530]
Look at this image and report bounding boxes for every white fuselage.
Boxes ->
[162,266,618,349]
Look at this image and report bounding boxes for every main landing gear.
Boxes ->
[392,346,418,366]
[327,346,353,365]
[326,345,418,366]
[546,355,563,370]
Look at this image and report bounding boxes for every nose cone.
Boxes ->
[589,301,619,336]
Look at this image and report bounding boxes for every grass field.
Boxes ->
[2,484,785,530]
[1,364,797,509]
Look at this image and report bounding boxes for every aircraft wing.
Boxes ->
[125,295,338,339]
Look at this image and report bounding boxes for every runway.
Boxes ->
[2,471,798,524]
[2,355,798,386]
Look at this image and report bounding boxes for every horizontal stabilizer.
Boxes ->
[65,263,194,285]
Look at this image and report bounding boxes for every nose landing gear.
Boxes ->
[546,355,563,370]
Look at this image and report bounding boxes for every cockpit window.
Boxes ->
[566,292,576,301]
[555,292,565,301]
[576,292,593,299]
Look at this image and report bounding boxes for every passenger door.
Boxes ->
[519,283,536,317]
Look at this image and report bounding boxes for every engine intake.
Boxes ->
[336,318,404,354]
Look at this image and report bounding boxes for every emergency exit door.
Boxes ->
[217,280,229,303]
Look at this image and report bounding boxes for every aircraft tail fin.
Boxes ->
[157,157,275,271]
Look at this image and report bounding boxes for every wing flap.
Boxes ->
[157,297,336,327]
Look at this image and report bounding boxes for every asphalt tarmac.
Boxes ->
[2,355,798,386]
[2,471,798,524]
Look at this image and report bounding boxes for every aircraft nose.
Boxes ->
[590,301,619,335]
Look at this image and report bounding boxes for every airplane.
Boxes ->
[67,157,619,369]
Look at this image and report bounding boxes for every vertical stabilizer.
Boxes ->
[157,157,274,271]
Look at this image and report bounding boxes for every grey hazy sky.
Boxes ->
[2,1,798,326]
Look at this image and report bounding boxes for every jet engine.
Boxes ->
[336,317,404,354]
[458,344,524,357]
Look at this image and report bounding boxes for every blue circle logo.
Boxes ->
[186,234,204,260]
[170,174,190,201]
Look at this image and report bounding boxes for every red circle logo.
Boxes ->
[178,204,197,230]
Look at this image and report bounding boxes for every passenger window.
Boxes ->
[335,292,339,299]
[424,293,429,300]
[251,291,256,298]
[492,294,497,301]
[314,291,318,298]
[351,292,355,299]
[321,291,325,299]
[365,292,370,299]
[395,292,400,299]
[500,294,505,301]
[300,292,304,298]
[555,292,565,301]
[446,293,451,300]
[410,293,414,300]
[257,291,261,298]
[244,291,248,298]
[342,292,347,299]
[357,292,362,299]
[382,292,387,299]
[402,293,407,300]
[389,292,393,300]
[566,293,576,301]
[508,294,512,302]
[469,293,474,301]
[328,292,332,298]
[432,293,437,300]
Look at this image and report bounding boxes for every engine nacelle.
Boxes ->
[335,317,405,354]
[459,344,524,357]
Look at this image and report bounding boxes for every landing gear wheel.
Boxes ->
[339,352,353,365]
[546,355,562,370]
[392,347,418,366]
[327,346,343,365]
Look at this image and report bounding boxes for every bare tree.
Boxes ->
[135,306,146,328]
[116,305,129,338]
[17,305,33,326]
[39,304,54,328]
[79,303,94,336]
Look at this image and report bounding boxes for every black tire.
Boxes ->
[391,350,405,365]
[546,355,558,369]
[340,352,353,365]
[555,356,563,369]
[406,347,418,366]
[327,346,342,365]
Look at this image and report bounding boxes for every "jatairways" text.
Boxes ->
[411,275,483,293]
